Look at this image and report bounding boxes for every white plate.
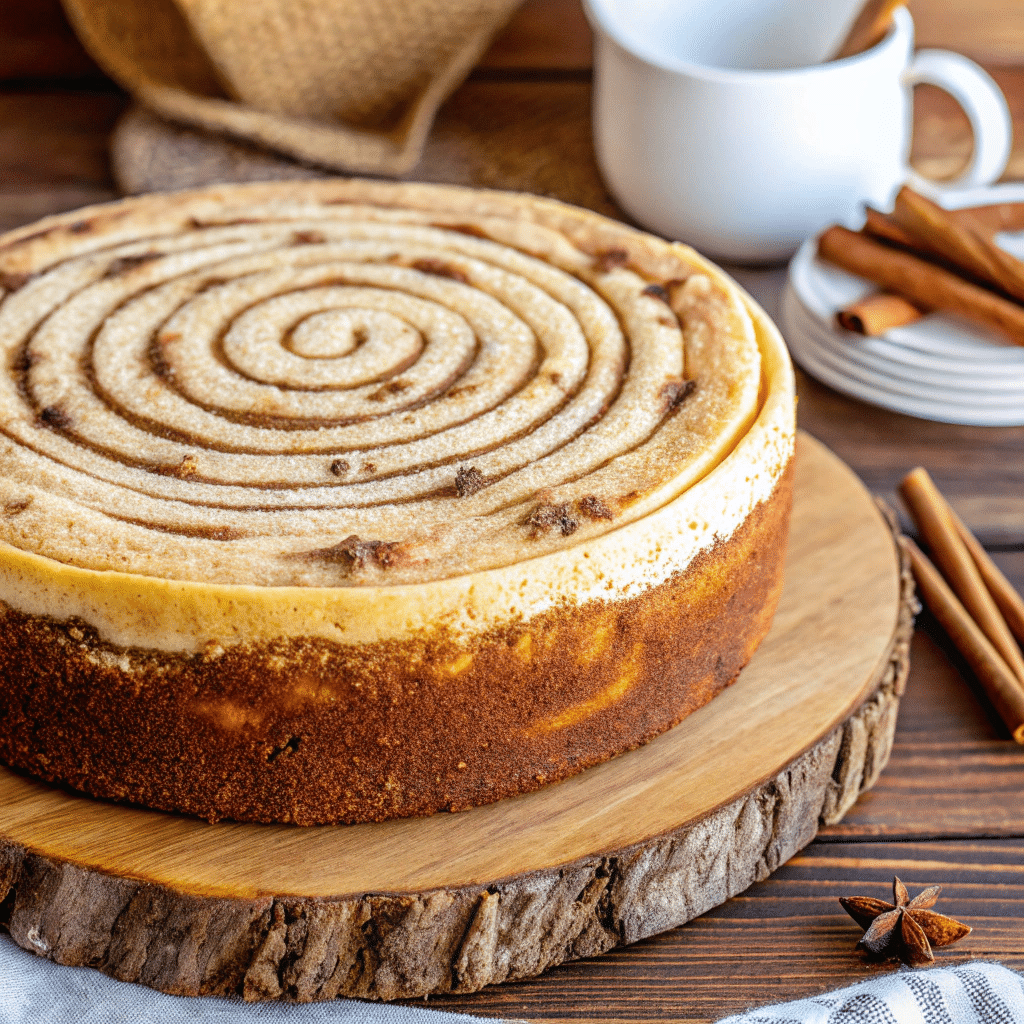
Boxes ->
[783,287,1024,426]
[785,289,1024,403]
[790,298,1024,393]
[783,182,1024,425]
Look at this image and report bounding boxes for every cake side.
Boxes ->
[0,460,792,825]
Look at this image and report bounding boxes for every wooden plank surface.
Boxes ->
[0,91,122,231]
[0,0,1023,1020]
[481,0,591,72]
[824,628,1024,839]
[0,0,100,81]
[791,366,1024,548]
[911,70,1024,183]
[908,0,1024,65]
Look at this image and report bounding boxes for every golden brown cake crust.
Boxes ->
[0,465,791,826]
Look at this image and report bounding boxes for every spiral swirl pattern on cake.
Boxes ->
[0,181,763,586]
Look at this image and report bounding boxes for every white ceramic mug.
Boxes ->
[584,0,1013,263]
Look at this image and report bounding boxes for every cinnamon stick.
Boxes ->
[891,187,1024,304]
[817,226,1024,346]
[862,207,919,250]
[903,459,1024,647]
[836,292,925,335]
[957,202,1024,234]
[947,506,1024,650]
[900,467,1024,685]
[832,0,904,59]
[901,537,1024,743]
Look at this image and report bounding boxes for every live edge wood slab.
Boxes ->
[0,433,915,1004]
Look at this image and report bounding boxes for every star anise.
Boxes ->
[840,876,972,967]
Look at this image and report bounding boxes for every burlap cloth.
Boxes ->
[61,0,524,175]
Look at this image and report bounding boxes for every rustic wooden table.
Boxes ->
[1,1,1022,1020]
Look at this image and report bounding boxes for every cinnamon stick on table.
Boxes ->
[900,467,1024,686]
[901,537,1024,744]
[945,503,1024,650]
[817,226,1024,346]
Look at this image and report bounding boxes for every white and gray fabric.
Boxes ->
[2,932,1022,1024]
[0,934,494,1024]
[718,961,1024,1024]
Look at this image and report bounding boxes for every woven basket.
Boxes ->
[62,0,523,175]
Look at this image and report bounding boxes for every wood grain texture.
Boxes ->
[991,550,1024,592]
[910,70,1024,184]
[0,435,912,1002]
[823,627,1024,839]
[0,91,123,231]
[908,0,1024,65]
[0,0,99,81]
[479,0,591,72]
[0,92,123,187]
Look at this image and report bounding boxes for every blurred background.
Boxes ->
[0,0,1021,230]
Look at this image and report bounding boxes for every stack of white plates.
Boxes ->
[782,191,1024,427]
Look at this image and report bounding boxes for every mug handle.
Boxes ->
[903,50,1013,193]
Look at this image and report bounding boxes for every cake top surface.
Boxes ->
[0,180,763,587]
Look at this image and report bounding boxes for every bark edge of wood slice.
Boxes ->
[0,433,915,1003]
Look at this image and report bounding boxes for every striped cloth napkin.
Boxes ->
[1,933,1022,1024]
[718,961,1024,1023]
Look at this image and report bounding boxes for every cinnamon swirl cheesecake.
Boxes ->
[0,180,795,824]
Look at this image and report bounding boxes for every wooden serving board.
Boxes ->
[0,432,914,1004]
